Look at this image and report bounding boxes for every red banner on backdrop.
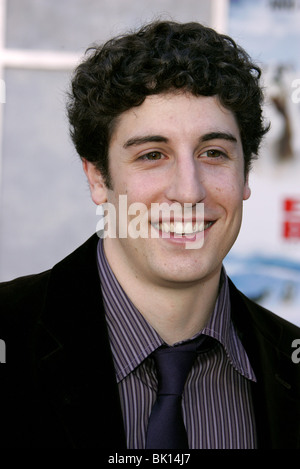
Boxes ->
[283,198,300,239]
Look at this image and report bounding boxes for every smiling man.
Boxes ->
[84,92,250,344]
[0,20,299,449]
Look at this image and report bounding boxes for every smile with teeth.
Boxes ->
[151,220,214,235]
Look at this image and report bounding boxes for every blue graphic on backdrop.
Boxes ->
[225,254,300,325]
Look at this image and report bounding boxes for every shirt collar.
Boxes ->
[97,240,163,382]
[201,273,256,381]
[97,239,256,383]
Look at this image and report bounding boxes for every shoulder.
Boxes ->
[0,234,100,326]
[0,234,99,307]
[0,271,51,342]
[0,268,50,293]
[0,270,50,310]
[228,278,300,351]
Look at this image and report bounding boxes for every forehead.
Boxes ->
[110,92,241,144]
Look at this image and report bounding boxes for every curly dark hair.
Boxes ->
[67,20,269,186]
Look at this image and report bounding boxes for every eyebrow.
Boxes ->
[123,131,238,149]
[123,135,168,148]
[200,131,237,144]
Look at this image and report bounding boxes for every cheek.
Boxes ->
[211,176,240,196]
[211,176,245,210]
[128,174,164,204]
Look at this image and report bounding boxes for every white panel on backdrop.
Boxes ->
[225,0,300,325]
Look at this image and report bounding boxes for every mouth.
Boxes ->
[151,220,214,236]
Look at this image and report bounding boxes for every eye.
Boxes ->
[139,151,164,161]
[200,149,227,159]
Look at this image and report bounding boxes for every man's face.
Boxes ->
[89,92,250,288]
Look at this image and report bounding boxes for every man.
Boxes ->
[0,20,299,449]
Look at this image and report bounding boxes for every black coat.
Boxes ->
[0,234,299,448]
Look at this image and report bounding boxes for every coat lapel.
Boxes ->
[229,280,300,448]
[36,235,126,448]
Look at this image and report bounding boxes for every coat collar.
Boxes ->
[36,234,126,448]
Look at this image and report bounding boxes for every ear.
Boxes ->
[243,174,251,201]
[82,159,108,205]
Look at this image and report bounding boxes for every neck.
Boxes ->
[136,277,220,345]
[103,239,222,345]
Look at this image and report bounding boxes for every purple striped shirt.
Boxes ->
[97,239,258,449]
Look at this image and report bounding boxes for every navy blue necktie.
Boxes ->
[145,335,209,449]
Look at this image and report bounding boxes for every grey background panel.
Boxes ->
[6,0,212,51]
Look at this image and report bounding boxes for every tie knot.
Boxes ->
[153,335,210,396]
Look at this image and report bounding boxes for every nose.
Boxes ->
[165,155,206,205]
